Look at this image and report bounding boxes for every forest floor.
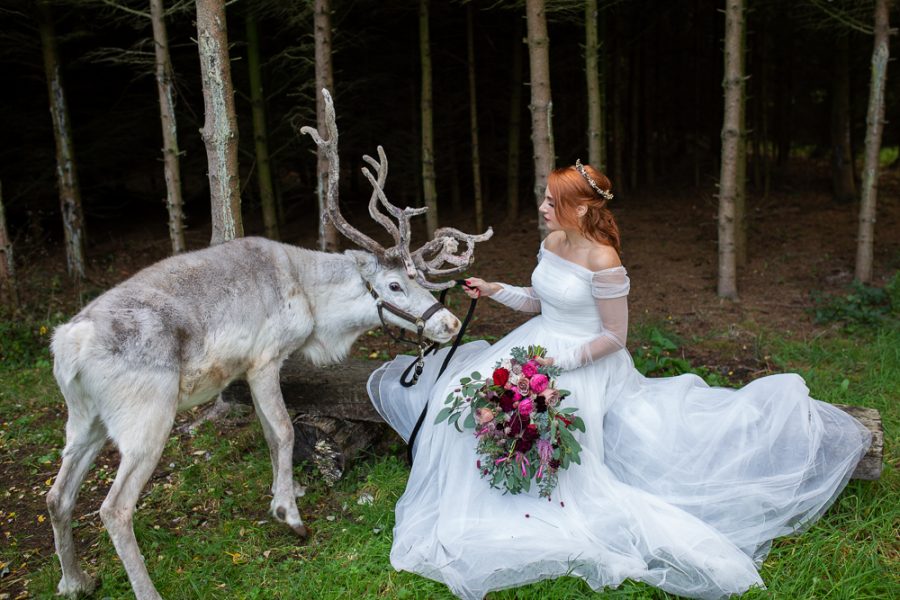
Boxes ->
[1,159,898,598]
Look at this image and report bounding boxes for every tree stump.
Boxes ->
[222,357,884,483]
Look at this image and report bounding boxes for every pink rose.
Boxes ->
[516,378,531,395]
[521,360,539,379]
[530,373,549,394]
[542,387,560,406]
[475,407,495,424]
[518,398,534,417]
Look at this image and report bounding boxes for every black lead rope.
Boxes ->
[404,280,479,465]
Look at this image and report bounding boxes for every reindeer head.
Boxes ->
[302,89,493,345]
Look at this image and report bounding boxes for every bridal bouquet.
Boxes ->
[435,345,584,498]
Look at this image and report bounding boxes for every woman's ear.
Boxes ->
[576,204,588,218]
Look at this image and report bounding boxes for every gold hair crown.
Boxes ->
[575,159,614,201]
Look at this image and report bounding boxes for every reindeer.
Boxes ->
[46,89,492,600]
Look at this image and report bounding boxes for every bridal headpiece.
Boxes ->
[575,159,614,201]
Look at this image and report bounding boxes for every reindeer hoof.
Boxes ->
[57,569,96,597]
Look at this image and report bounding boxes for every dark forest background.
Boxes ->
[1,0,897,255]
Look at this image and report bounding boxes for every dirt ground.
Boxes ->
[1,159,898,597]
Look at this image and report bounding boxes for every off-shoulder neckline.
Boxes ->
[539,240,626,275]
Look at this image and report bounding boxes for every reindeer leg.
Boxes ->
[100,400,176,600]
[247,363,308,537]
[47,413,106,597]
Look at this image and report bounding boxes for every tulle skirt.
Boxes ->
[367,316,871,600]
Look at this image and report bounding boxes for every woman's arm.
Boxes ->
[464,278,542,313]
[540,268,630,370]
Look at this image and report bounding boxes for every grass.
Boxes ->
[0,325,897,599]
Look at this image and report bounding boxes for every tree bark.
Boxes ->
[419,0,438,237]
[831,35,857,205]
[38,1,86,280]
[506,21,524,220]
[734,13,747,268]
[0,181,17,307]
[314,0,340,251]
[717,0,744,300]
[466,5,484,233]
[197,0,243,246]
[611,12,626,196]
[643,24,656,186]
[856,0,892,283]
[150,0,186,255]
[525,0,554,238]
[585,0,605,171]
[629,45,640,191]
[246,13,279,241]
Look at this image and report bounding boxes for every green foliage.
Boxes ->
[632,327,729,386]
[878,145,899,168]
[4,326,897,600]
[0,315,66,370]
[810,276,898,330]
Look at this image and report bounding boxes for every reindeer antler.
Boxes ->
[303,89,493,289]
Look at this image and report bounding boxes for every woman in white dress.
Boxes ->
[367,161,871,600]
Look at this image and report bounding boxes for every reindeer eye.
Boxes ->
[389,282,402,292]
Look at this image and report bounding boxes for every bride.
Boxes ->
[367,161,871,600]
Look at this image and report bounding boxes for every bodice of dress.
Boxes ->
[531,246,629,339]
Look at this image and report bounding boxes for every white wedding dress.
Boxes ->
[367,242,871,600]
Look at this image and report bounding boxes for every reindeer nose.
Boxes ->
[443,313,461,337]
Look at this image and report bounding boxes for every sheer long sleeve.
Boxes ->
[489,284,542,313]
[554,269,629,370]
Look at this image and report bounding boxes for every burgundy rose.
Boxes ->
[499,389,516,412]
[515,438,534,453]
[523,423,540,442]
[492,367,510,387]
[506,414,523,436]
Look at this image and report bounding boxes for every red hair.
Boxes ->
[547,164,620,253]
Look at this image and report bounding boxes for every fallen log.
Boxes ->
[221,357,884,482]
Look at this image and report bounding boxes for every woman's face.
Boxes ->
[538,188,559,231]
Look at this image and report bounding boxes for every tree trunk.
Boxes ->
[585,0,604,171]
[643,24,656,186]
[856,0,891,283]
[314,0,340,251]
[246,13,279,241]
[611,12,626,196]
[525,0,554,238]
[197,0,242,246]
[717,0,743,300]
[734,14,747,268]
[506,21,524,219]
[150,0,186,255]
[419,0,438,237]
[831,34,857,205]
[466,5,484,233]
[0,181,17,308]
[629,45,640,191]
[38,1,85,280]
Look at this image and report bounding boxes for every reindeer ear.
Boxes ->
[345,249,379,278]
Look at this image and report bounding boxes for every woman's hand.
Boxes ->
[535,356,555,367]
[463,278,501,299]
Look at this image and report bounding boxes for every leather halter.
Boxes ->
[365,280,445,385]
